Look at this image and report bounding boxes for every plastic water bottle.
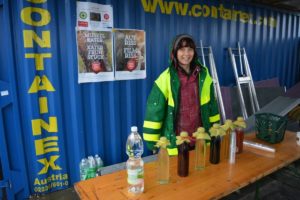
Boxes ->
[87,156,96,179]
[95,154,104,176]
[126,126,144,194]
[79,158,88,180]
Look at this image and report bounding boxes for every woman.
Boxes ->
[143,34,220,155]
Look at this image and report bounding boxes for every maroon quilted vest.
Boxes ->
[176,66,203,144]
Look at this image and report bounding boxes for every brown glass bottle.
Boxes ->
[177,142,189,177]
[210,136,221,164]
[224,130,231,159]
[235,127,244,154]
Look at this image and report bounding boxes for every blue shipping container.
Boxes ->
[0,0,299,199]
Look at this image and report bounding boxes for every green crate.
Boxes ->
[255,113,288,144]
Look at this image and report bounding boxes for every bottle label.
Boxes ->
[86,167,96,179]
[80,170,88,181]
[127,168,144,185]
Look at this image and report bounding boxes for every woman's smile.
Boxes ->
[177,47,195,72]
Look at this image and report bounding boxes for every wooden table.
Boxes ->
[75,131,300,200]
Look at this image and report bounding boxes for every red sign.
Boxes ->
[104,13,109,20]
[78,21,88,27]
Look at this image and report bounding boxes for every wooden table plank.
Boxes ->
[75,131,300,200]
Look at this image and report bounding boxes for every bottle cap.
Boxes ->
[131,126,138,132]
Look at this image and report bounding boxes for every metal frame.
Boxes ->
[197,41,226,123]
[228,43,260,119]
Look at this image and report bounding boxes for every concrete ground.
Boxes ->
[223,160,300,200]
[28,188,80,200]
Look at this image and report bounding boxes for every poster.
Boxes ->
[77,1,113,29]
[76,27,114,83]
[114,29,146,80]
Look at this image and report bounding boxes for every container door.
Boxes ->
[0,160,6,200]
[0,81,13,200]
[0,4,10,199]
[0,81,29,200]
[0,0,29,199]
[0,5,6,199]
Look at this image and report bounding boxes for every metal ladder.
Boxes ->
[197,41,226,123]
[228,43,260,119]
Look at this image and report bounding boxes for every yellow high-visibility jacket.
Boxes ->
[143,64,220,155]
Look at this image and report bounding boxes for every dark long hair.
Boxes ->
[171,35,199,70]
